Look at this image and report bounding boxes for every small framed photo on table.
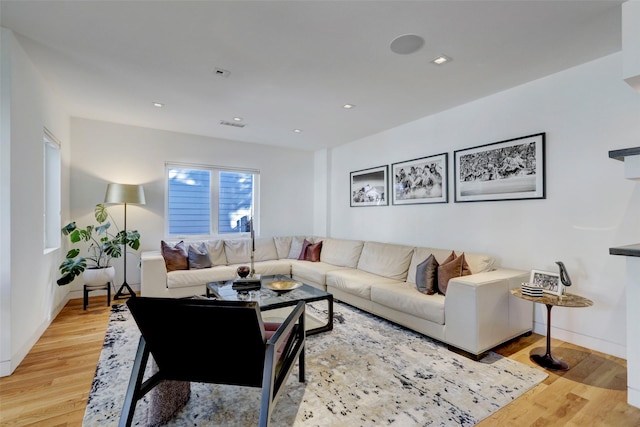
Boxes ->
[530,270,563,296]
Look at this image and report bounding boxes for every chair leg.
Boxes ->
[106,282,111,306]
[119,336,150,427]
[83,285,88,310]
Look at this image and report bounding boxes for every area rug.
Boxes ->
[83,302,547,426]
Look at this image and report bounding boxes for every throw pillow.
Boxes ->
[415,254,439,295]
[298,239,312,260]
[437,252,471,295]
[288,236,305,259]
[188,243,212,270]
[161,240,188,272]
[305,241,323,262]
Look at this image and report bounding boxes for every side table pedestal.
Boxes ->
[510,289,593,371]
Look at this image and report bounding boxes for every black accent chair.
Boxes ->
[119,297,306,427]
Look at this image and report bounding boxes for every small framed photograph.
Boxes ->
[350,165,389,207]
[391,153,448,205]
[454,133,545,202]
[530,270,563,296]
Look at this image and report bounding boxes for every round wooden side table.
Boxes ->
[510,288,593,371]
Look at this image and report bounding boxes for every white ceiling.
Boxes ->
[0,1,624,151]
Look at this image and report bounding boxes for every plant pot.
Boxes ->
[83,266,115,286]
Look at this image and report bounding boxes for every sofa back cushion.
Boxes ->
[205,240,227,266]
[224,237,280,264]
[357,241,414,280]
[273,236,292,259]
[406,247,495,284]
[320,238,364,268]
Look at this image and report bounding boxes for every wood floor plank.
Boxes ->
[2,296,640,426]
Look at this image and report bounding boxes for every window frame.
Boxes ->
[43,128,61,253]
[164,162,260,239]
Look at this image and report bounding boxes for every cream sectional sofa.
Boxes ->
[140,236,532,357]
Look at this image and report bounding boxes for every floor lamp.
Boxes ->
[104,183,146,299]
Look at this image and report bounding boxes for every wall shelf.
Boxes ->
[609,244,640,258]
[609,147,640,161]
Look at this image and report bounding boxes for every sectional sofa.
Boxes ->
[140,236,533,357]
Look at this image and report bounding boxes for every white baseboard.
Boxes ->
[533,321,626,360]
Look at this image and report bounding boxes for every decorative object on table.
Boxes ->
[57,203,141,287]
[350,165,389,207]
[520,282,544,298]
[530,269,563,296]
[391,153,448,205]
[104,183,146,299]
[453,132,545,203]
[236,265,250,278]
[263,279,303,293]
[84,302,547,426]
[555,261,572,287]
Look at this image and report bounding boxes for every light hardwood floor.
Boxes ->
[1,296,639,426]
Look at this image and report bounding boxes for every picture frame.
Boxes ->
[530,269,563,296]
[391,153,448,205]
[350,165,389,207]
[454,133,545,202]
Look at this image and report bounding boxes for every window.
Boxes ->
[166,163,258,237]
[44,129,61,252]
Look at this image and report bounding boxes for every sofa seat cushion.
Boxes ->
[370,282,445,325]
[357,241,414,280]
[167,266,237,289]
[326,269,400,300]
[290,260,350,287]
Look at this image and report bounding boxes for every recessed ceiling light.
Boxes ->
[432,55,451,65]
[233,117,243,121]
[293,129,302,133]
[343,104,355,109]
[390,34,425,55]
[152,102,164,108]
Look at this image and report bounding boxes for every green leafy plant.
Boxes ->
[57,204,141,286]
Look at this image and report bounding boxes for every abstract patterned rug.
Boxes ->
[83,302,546,426]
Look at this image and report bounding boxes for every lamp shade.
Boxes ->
[104,183,146,205]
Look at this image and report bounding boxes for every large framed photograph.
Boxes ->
[350,165,389,207]
[530,270,563,296]
[391,153,448,205]
[454,133,545,202]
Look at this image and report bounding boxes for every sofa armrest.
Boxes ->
[140,251,168,297]
[444,268,532,355]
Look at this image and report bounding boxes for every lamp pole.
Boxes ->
[114,201,135,299]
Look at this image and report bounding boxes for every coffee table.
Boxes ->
[206,274,333,335]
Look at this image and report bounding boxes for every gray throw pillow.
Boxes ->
[416,254,439,295]
[188,243,212,270]
[288,236,305,259]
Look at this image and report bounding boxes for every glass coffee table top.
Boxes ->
[206,274,333,334]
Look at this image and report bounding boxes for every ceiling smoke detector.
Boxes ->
[220,120,246,128]
[213,67,230,78]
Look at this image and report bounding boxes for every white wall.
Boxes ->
[328,53,640,358]
[68,119,316,293]
[0,29,71,376]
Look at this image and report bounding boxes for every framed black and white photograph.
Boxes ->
[392,153,448,205]
[530,269,563,296]
[454,133,545,202]
[350,165,388,207]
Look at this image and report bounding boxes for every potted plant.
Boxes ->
[57,203,141,286]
